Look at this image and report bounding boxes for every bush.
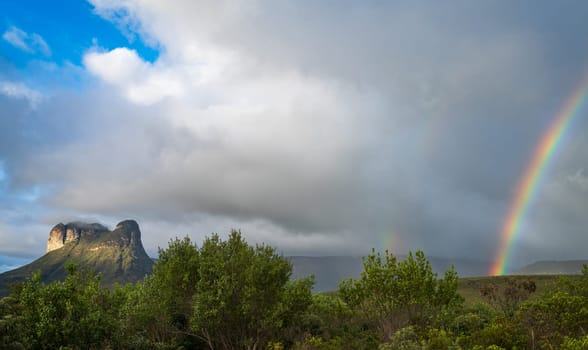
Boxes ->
[339,250,463,340]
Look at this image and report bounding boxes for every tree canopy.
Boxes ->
[2,232,588,349]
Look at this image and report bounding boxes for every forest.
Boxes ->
[1,230,588,350]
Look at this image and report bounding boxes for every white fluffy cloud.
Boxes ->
[84,48,185,104]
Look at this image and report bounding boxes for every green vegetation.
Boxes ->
[1,231,588,349]
[457,275,565,306]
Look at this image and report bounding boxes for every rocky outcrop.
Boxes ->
[1,219,154,296]
[114,220,141,246]
[46,222,108,253]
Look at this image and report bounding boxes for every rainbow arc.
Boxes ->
[491,75,588,276]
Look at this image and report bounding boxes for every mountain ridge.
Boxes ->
[514,260,588,275]
[289,254,491,291]
[0,219,153,296]
[5,220,584,295]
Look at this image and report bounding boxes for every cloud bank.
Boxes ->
[2,1,588,271]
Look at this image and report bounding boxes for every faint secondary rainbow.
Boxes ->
[379,229,403,255]
[491,75,588,276]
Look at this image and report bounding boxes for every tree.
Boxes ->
[479,278,536,317]
[339,250,462,340]
[517,266,588,348]
[274,277,315,346]
[191,230,313,350]
[119,236,203,348]
[5,262,122,349]
[0,294,26,349]
[151,236,200,333]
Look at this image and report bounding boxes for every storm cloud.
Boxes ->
[2,1,588,271]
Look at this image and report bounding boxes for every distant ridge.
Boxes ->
[514,260,588,275]
[0,220,494,295]
[0,220,153,296]
[289,255,489,292]
[289,256,364,292]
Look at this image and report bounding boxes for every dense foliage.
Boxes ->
[1,231,588,349]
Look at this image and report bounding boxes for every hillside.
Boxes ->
[514,260,588,275]
[290,255,490,291]
[457,274,569,305]
[0,220,153,296]
[290,256,364,291]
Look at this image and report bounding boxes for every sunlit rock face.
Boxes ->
[46,222,108,253]
[46,223,67,253]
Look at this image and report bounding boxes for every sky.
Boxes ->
[1,0,588,273]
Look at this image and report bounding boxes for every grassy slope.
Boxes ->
[457,274,579,305]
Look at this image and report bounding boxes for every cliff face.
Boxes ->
[113,220,142,246]
[0,220,154,296]
[46,222,108,253]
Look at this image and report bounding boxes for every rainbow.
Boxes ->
[491,75,588,276]
[379,228,403,256]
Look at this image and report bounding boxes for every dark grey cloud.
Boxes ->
[1,1,588,271]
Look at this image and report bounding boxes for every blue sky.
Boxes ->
[0,0,158,65]
[2,1,588,274]
[0,0,158,98]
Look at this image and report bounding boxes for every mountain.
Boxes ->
[289,255,490,292]
[0,220,153,296]
[514,260,588,275]
[0,219,492,294]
